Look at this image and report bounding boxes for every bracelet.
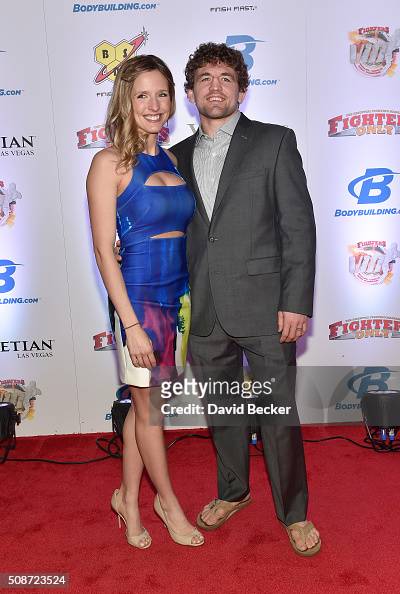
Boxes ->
[124,322,140,330]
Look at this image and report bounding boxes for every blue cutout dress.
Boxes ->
[112,146,195,386]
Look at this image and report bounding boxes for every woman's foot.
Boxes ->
[155,495,204,546]
[111,489,151,549]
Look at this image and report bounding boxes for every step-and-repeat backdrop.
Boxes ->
[1,0,399,435]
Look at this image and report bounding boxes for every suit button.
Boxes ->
[209,236,217,243]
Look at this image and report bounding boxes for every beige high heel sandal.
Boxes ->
[111,489,152,549]
[154,494,204,547]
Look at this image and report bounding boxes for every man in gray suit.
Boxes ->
[170,42,321,555]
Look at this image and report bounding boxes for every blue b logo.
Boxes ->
[348,168,399,204]
[225,35,264,70]
[348,367,391,398]
[0,259,20,293]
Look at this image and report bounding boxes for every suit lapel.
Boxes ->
[176,132,209,225]
[179,114,253,227]
[181,132,210,226]
[211,113,252,222]
[190,152,210,226]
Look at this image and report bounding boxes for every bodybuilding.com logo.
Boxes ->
[334,168,400,217]
[333,367,400,411]
[0,260,39,304]
[0,89,23,97]
[225,35,278,87]
[73,3,158,12]
[349,367,399,398]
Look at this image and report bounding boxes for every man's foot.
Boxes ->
[197,495,252,531]
[285,520,321,556]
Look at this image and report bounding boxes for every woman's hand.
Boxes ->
[126,325,157,369]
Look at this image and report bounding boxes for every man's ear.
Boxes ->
[238,90,246,104]
[187,89,195,104]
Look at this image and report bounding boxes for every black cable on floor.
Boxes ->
[3,428,399,464]
[303,431,400,452]
[1,433,209,464]
[3,436,120,464]
[4,455,113,464]
[166,433,211,449]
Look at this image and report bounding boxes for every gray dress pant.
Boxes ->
[188,318,308,526]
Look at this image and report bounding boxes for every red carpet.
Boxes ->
[1,425,399,594]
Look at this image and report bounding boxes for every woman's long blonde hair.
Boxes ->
[105,54,176,172]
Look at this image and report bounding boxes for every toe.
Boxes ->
[306,528,319,549]
[201,510,214,524]
[202,509,219,525]
[291,529,307,551]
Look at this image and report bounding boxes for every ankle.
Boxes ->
[158,494,180,512]
[119,487,139,507]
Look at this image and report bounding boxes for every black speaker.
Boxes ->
[361,390,400,426]
[111,399,131,437]
[0,402,20,463]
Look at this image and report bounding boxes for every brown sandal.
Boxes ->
[196,496,252,531]
[285,521,321,557]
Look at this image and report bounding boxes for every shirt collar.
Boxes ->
[196,110,241,144]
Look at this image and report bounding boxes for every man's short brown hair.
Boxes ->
[184,42,249,93]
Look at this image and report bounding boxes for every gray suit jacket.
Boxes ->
[170,113,316,337]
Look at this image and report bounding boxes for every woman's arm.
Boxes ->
[87,149,156,369]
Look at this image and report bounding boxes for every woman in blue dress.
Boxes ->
[87,55,204,548]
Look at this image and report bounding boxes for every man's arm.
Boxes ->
[273,128,316,341]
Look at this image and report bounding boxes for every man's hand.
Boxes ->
[278,311,308,343]
[114,239,122,263]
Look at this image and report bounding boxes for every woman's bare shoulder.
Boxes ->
[91,146,120,167]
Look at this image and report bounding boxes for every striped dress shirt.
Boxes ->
[193,110,241,221]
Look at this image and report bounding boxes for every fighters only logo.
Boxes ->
[93,330,116,351]
[328,110,400,137]
[348,240,400,285]
[94,29,148,84]
[349,26,400,77]
[77,124,170,148]
[329,317,400,340]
